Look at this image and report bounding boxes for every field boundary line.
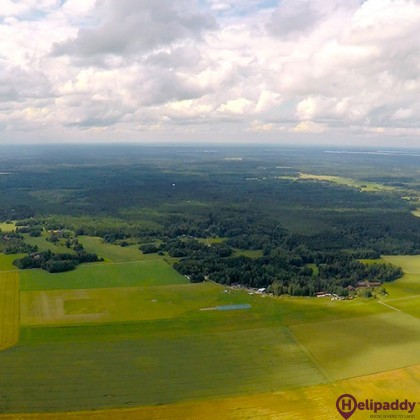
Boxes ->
[335,362,420,383]
[385,294,420,302]
[377,301,401,312]
[287,326,333,383]
[89,259,163,266]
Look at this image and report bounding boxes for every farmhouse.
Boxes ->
[356,281,382,288]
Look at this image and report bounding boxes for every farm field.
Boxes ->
[77,236,160,262]
[0,272,19,351]
[0,251,419,416]
[19,260,188,291]
[291,311,420,380]
[290,256,420,381]
[0,365,418,419]
[0,326,326,413]
[380,255,420,317]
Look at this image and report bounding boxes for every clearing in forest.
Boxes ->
[19,259,188,291]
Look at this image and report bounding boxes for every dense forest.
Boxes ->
[0,145,418,295]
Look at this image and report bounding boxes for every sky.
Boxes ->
[0,0,420,147]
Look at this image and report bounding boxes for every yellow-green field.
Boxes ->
[0,365,418,419]
[379,255,420,317]
[291,312,420,380]
[0,271,19,350]
[298,172,395,192]
[20,282,241,326]
[0,249,419,417]
[0,222,16,233]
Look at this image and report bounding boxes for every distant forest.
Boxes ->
[0,145,418,295]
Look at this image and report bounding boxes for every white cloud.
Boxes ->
[293,120,327,133]
[53,1,216,59]
[0,0,420,146]
[392,108,413,120]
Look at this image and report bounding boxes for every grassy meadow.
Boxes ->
[0,222,16,233]
[0,254,24,271]
[77,236,158,262]
[22,232,77,254]
[0,242,419,416]
[0,272,19,351]
[380,255,420,317]
[298,172,396,192]
[19,259,188,291]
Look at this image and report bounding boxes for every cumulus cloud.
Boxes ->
[53,0,216,59]
[0,0,420,145]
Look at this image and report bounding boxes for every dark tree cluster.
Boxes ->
[13,250,102,273]
[0,233,37,254]
[173,239,403,297]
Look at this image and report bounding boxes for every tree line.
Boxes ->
[13,250,102,273]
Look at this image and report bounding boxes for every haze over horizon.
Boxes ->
[1,0,420,147]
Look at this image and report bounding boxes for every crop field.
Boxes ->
[0,253,419,416]
[19,260,188,291]
[292,256,420,379]
[0,365,418,419]
[0,326,326,413]
[0,272,19,351]
[291,311,420,380]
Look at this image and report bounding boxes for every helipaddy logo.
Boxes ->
[336,394,417,419]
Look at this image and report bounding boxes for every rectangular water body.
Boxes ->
[216,304,251,311]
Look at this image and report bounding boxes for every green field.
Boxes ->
[0,327,326,413]
[291,256,420,380]
[291,311,420,380]
[298,172,396,192]
[0,254,24,271]
[19,260,188,291]
[20,282,243,326]
[233,249,264,258]
[22,232,76,254]
[78,236,157,262]
[381,256,420,299]
[0,252,419,414]
[379,255,420,317]
[0,272,19,350]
